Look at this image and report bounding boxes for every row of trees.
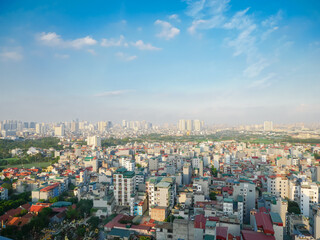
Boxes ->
[101,137,133,147]
[0,137,63,160]
[0,192,31,216]
[0,152,59,167]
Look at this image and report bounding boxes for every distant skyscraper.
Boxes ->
[54,125,65,136]
[194,119,201,131]
[264,121,273,131]
[87,136,101,148]
[122,120,127,128]
[29,122,36,129]
[98,121,107,132]
[186,120,193,131]
[178,119,186,131]
[35,123,42,134]
[70,121,79,133]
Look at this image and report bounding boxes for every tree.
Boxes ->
[164,215,175,222]
[88,216,100,229]
[49,196,59,203]
[211,166,218,177]
[209,192,217,200]
[1,182,13,195]
[66,207,79,220]
[76,199,93,217]
[287,199,301,214]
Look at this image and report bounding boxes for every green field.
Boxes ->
[3,161,51,169]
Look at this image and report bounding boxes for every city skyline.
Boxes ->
[1,0,320,123]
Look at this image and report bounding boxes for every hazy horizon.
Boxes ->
[1,0,320,124]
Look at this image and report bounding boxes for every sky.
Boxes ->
[0,0,320,124]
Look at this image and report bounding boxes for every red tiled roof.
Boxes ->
[255,212,274,235]
[20,203,31,211]
[40,183,59,192]
[194,214,206,229]
[7,216,31,227]
[30,205,46,213]
[259,207,268,213]
[52,207,68,213]
[6,208,22,217]
[0,214,10,222]
[241,230,275,240]
[130,225,151,231]
[217,227,228,240]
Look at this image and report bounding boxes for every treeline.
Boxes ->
[101,137,134,147]
[0,137,63,159]
[0,152,59,167]
[0,192,31,216]
[99,133,320,148]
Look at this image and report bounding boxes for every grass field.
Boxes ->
[3,162,51,169]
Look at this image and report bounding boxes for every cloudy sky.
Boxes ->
[0,0,319,124]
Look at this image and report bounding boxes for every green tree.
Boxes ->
[76,199,93,217]
[49,196,59,203]
[209,192,217,200]
[1,182,13,195]
[211,166,218,177]
[66,207,79,220]
[287,199,301,214]
[88,216,100,229]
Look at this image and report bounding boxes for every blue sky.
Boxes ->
[0,0,319,124]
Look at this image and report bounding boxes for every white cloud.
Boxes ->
[54,53,69,59]
[222,7,259,59]
[262,10,283,28]
[94,89,134,97]
[115,52,137,61]
[186,0,229,18]
[243,59,269,78]
[186,0,230,34]
[188,16,224,34]
[168,14,181,22]
[261,11,282,40]
[0,50,23,61]
[248,73,275,88]
[87,49,97,55]
[70,36,96,48]
[131,40,161,51]
[261,26,279,41]
[226,24,257,57]
[38,32,97,49]
[101,35,128,47]
[155,20,180,40]
[223,8,251,30]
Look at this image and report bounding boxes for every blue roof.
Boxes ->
[270,212,282,224]
[108,228,133,238]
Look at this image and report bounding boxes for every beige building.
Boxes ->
[267,175,288,199]
[150,206,167,221]
[146,177,176,213]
